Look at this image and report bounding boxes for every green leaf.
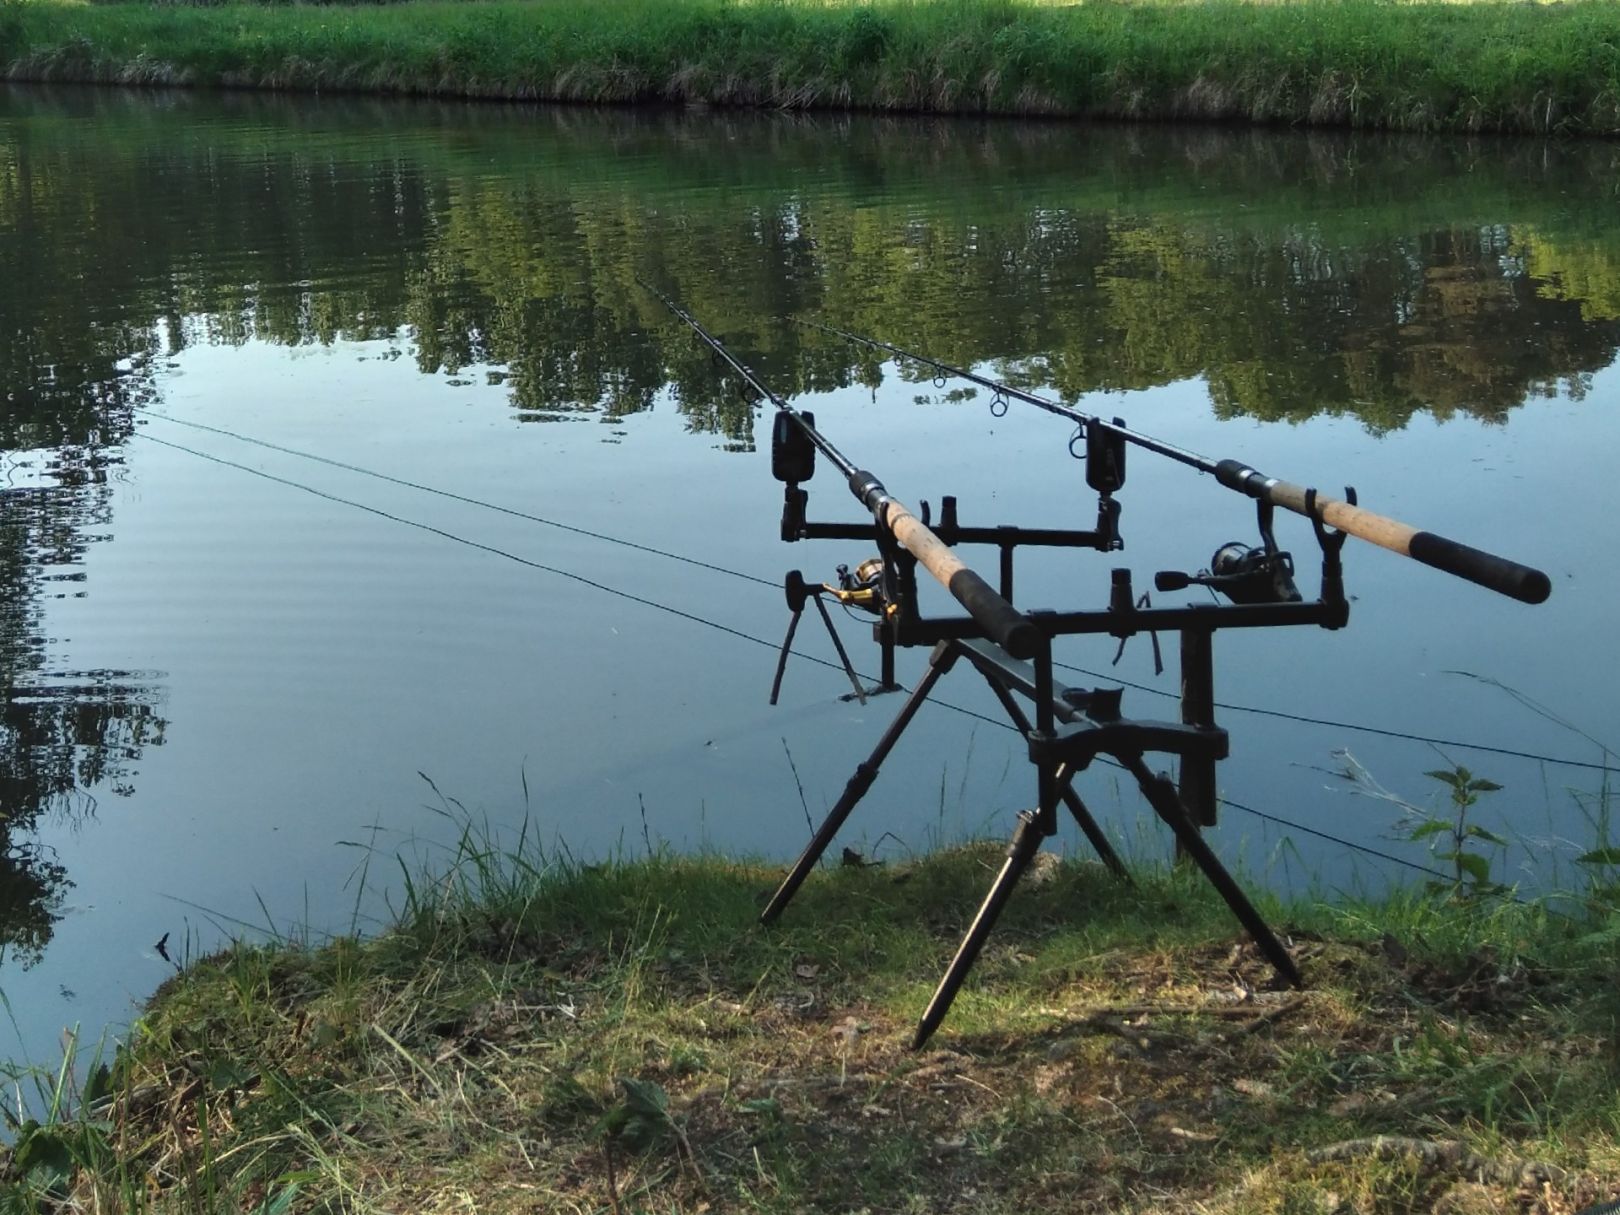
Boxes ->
[617,1076,669,1120]
[206,1058,258,1091]
[1467,778,1503,793]
[1455,853,1493,885]
[1464,825,1507,845]
[1407,820,1450,841]
[255,1176,313,1215]
[601,1076,674,1154]
[1576,847,1620,866]
[1424,769,1463,788]
[13,1124,74,1187]
[589,1104,630,1141]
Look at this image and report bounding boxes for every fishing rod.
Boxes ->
[643,283,1039,659]
[803,319,1553,607]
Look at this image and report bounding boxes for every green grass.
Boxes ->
[2,0,1619,135]
[3,816,1617,1213]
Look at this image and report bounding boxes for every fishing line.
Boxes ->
[1210,791,1460,884]
[131,408,776,587]
[129,418,1605,772]
[131,431,995,718]
[1053,660,1616,775]
[938,703,1464,884]
[131,431,1480,886]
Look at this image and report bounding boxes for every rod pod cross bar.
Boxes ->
[643,282,1039,659]
[804,319,1552,607]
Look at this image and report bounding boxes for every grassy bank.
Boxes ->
[4,833,1618,1213]
[3,0,1620,136]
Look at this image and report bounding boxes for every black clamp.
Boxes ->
[1305,486,1354,611]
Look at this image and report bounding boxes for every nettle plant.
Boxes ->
[1329,751,1510,898]
[1406,765,1508,897]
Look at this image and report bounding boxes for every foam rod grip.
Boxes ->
[1214,461,1551,604]
[1405,531,1552,605]
[882,502,1039,658]
[1303,491,1552,605]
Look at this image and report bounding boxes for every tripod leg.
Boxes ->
[913,810,1046,1049]
[1062,786,1132,885]
[761,642,958,925]
[812,595,867,704]
[768,609,803,706]
[1125,758,1302,988]
[976,672,1130,884]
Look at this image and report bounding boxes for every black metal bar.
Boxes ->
[760,642,958,924]
[812,594,867,704]
[800,521,1110,548]
[873,598,1346,650]
[767,609,802,707]
[1121,755,1302,988]
[913,808,1049,1049]
[1178,627,1219,835]
[977,671,1131,882]
[1063,786,1132,885]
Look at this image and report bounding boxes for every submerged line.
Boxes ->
[134,431,785,650]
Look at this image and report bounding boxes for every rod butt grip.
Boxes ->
[1408,532,1552,605]
[948,568,1039,659]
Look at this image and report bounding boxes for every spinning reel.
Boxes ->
[1154,498,1323,606]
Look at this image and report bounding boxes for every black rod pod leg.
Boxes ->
[1123,756,1302,988]
[975,671,1131,884]
[913,808,1049,1050]
[768,606,803,707]
[760,642,959,926]
[1063,784,1133,885]
[811,594,867,704]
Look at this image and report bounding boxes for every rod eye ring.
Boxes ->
[990,392,1009,418]
[933,374,948,390]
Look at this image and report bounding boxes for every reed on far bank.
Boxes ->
[3,0,1619,136]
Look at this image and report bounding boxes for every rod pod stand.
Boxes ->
[645,289,1340,1047]
[764,497,1348,1047]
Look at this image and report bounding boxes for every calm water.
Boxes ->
[2,85,1617,1065]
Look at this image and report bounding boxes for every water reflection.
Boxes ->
[0,84,1617,975]
[4,88,1619,447]
[0,471,166,967]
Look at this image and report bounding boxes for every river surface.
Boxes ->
[2,85,1617,1068]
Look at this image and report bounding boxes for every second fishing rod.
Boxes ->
[804,319,1553,607]
[644,283,1039,660]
